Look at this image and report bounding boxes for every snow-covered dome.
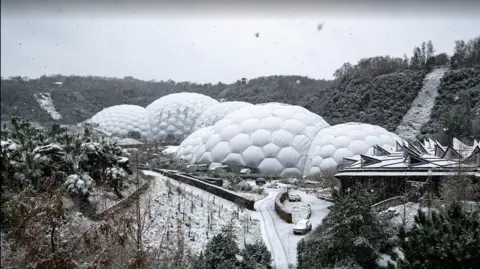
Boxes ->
[303,122,401,177]
[174,127,214,163]
[193,101,253,130]
[146,92,219,141]
[88,105,151,139]
[177,103,330,177]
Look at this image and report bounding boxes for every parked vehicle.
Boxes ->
[288,193,301,202]
[255,177,266,186]
[293,219,312,235]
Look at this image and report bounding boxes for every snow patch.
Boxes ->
[34,92,62,120]
[162,145,178,156]
[396,67,449,141]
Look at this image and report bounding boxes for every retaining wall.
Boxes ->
[151,168,255,210]
[275,191,293,223]
[92,179,150,220]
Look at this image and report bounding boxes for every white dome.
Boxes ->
[88,105,151,139]
[146,92,219,141]
[174,127,214,163]
[178,103,330,177]
[193,101,253,130]
[303,122,401,177]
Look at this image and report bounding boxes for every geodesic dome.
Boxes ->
[303,122,401,177]
[88,105,151,139]
[193,101,253,130]
[178,103,331,177]
[174,127,214,163]
[146,92,219,141]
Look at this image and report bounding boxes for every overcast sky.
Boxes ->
[1,0,479,84]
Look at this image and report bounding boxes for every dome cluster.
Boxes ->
[177,103,330,177]
[86,91,402,177]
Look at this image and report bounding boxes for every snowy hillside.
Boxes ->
[141,170,262,254]
[34,92,63,120]
[396,67,449,141]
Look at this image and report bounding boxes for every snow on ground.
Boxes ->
[255,188,332,269]
[34,92,62,120]
[382,202,435,229]
[396,67,449,141]
[141,170,262,254]
[162,145,178,156]
[236,191,268,201]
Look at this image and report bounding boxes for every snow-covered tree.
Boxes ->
[196,229,241,269]
[398,203,480,268]
[240,241,272,269]
[64,173,94,197]
[297,188,400,269]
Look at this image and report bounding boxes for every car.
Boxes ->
[288,194,301,202]
[293,219,312,235]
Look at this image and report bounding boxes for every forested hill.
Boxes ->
[2,36,479,142]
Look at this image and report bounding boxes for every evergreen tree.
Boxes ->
[241,241,272,269]
[197,231,241,269]
[398,203,480,268]
[297,188,400,269]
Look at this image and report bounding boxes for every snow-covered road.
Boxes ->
[396,67,449,141]
[254,189,332,269]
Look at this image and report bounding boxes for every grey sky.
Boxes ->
[1,1,479,84]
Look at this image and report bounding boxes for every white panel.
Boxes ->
[349,140,369,155]
[332,147,354,164]
[211,141,231,162]
[319,158,337,172]
[223,153,245,166]
[263,143,281,158]
[242,146,265,167]
[280,167,302,177]
[250,129,271,147]
[277,147,300,167]
[240,118,262,133]
[271,129,294,148]
[229,133,251,153]
[261,116,284,131]
[258,158,283,175]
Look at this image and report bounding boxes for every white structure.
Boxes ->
[175,127,214,163]
[175,103,330,177]
[146,93,219,141]
[88,105,151,139]
[303,122,401,177]
[193,101,253,130]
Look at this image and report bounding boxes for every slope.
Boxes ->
[395,67,449,141]
[420,67,480,143]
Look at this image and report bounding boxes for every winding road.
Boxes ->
[253,189,332,269]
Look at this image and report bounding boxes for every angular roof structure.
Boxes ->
[336,138,479,178]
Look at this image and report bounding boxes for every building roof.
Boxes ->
[336,137,479,178]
